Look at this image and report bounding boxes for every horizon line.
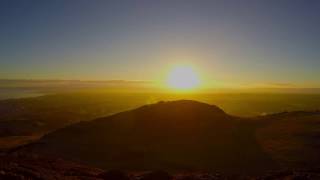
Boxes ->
[0,78,320,90]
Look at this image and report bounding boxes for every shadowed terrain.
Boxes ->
[1,100,320,179]
[256,111,320,169]
[2,154,320,180]
[12,100,277,174]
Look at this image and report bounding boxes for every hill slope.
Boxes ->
[256,111,320,169]
[16,100,277,174]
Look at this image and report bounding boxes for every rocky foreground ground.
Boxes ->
[1,154,320,180]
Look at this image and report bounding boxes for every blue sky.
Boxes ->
[0,0,319,88]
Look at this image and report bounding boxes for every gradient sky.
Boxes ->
[1,0,319,88]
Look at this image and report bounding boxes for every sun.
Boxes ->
[166,65,200,91]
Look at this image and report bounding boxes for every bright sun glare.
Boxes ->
[167,66,200,91]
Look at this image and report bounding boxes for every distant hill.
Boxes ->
[14,100,276,174]
[1,92,320,140]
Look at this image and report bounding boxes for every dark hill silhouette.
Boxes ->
[15,100,277,174]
